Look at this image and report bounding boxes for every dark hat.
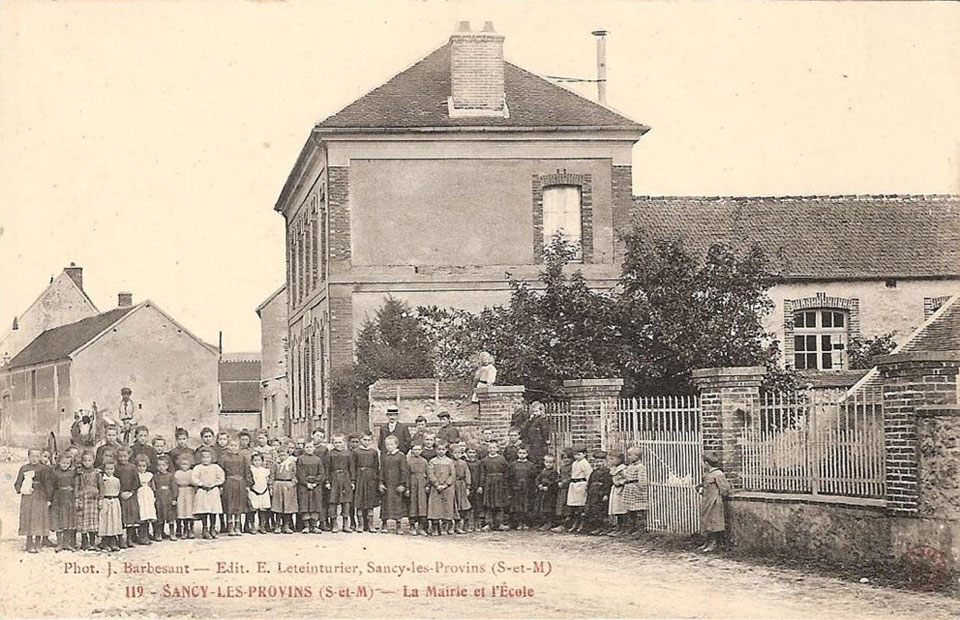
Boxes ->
[386,406,399,416]
[703,451,721,467]
[593,450,608,460]
[438,411,451,419]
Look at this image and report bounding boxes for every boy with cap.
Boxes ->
[435,411,460,445]
[584,450,612,534]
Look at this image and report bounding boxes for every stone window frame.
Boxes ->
[532,170,593,263]
[783,294,861,370]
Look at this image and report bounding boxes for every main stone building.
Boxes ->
[274,22,648,434]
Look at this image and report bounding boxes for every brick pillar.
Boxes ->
[692,366,764,490]
[475,386,525,445]
[611,165,632,262]
[327,166,351,275]
[562,379,623,453]
[877,351,960,516]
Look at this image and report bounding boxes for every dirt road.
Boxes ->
[1,462,958,618]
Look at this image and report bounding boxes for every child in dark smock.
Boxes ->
[464,445,482,532]
[550,448,573,532]
[406,444,429,535]
[451,443,471,535]
[352,432,381,532]
[296,441,326,534]
[15,448,52,553]
[378,435,408,535]
[508,447,537,530]
[219,439,252,537]
[478,440,510,531]
[115,446,141,548]
[326,435,355,533]
[50,452,78,552]
[153,456,176,540]
[535,454,559,530]
[584,450,612,535]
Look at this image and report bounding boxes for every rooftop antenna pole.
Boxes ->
[592,30,608,105]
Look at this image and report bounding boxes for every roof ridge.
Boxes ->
[503,58,641,127]
[315,42,448,129]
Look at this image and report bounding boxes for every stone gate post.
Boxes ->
[562,378,623,453]
[691,366,764,490]
[475,385,525,445]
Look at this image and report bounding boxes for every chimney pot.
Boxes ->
[64,263,83,291]
[482,21,496,32]
[118,292,133,308]
[457,21,471,32]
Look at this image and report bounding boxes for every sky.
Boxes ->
[1,0,958,351]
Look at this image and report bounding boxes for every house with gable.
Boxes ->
[0,263,99,367]
[0,293,219,445]
[274,21,648,433]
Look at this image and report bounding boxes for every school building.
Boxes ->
[273,22,960,434]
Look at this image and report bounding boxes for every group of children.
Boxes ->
[16,421,730,553]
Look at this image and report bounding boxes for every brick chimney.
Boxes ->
[118,292,133,308]
[64,262,83,291]
[448,21,507,117]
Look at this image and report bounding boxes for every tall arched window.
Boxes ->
[542,185,582,260]
[793,309,849,370]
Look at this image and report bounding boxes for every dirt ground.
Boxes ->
[1,460,959,619]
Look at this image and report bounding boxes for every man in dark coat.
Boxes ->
[377,407,412,454]
[521,401,552,466]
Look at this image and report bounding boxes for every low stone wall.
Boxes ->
[728,493,960,575]
[368,378,480,443]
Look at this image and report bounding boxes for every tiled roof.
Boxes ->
[5,307,133,370]
[632,195,960,279]
[316,44,643,131]
[900,294,960,352]
[800,370,869,389]
[220,381,261,413]
[219,360,261,382]
[845,292,959,396]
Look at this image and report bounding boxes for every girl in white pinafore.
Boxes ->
[191,448,225,539]
[247,452,272,534]
[135,455,158,545]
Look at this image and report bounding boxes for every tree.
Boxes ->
[353,296,435,390]
[361,232,800,400]
[847,333,897,370]
[615,231,793,394]
[419,237,621,399]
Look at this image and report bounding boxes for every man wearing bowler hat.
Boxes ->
[377,406,412,454]
[435,411,461,445]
